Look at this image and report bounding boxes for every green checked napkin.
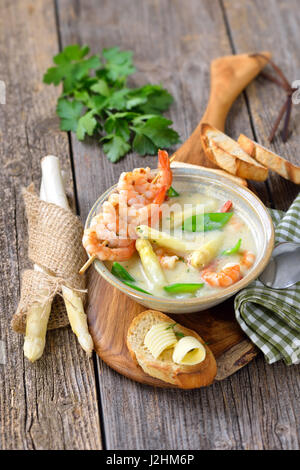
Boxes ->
[235,193,300,365]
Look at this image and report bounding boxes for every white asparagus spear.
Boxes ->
[136,225,203,252]
[24,156,93,361]
[135,238,166,287]
[23,291,52,362]
[40,169,67,202]
[23,163,57,362]
[41,156,93,355]
[41,156,69,210]
[189,234,224,269]
[61,285,93,354]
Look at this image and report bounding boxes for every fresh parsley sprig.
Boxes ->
[43,45,180,162]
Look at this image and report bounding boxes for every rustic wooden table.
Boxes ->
[0,0,299,450]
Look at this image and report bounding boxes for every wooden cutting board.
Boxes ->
[87,53,270,387]
[87,268,258,386]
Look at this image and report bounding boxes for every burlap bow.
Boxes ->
[12,184,87,334]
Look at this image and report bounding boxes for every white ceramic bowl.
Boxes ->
[85,167,274,314]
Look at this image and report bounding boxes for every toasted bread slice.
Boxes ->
[201,123,268,181]
[238,134,300,184]
[127,310,217,389]
[171,161,248,187]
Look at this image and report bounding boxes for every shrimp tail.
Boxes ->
[157,149,172,189]
[153,185,167,205]
[158,149,170,167]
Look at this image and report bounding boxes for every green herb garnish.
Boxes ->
[183,212,233,232]
[44,45,180,162]
[175,331,185,339]
[166,323,177,330]
[165,323,185,339]
[167,186,180,197]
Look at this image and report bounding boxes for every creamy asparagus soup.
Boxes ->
[106,190,257,299]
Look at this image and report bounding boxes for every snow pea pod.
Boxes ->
[111,262,135,282]
[111,263,152,295]
[122,281,152,295]
[164,283,204,294]
[183,212,233,232]
[222,238,242,256]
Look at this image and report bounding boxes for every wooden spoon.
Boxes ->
[174,52,271,166]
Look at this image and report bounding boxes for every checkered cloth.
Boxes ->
[235,193,300,365]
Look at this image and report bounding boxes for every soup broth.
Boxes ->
[106,191,257,299]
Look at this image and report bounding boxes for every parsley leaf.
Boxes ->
[54,44,90,63]
[101,134,131,163]
[132,133,158,155]
[56,98,83,132]
[76,110,98,140]
[73,90,108,112]
[104,114,131,141]
[44,44,101,93]
[135,85,174,114]
[44,44,180,162]
[106,88,130,110]
[126,95,148,110]
[165,323,185,339]
[90,79,110,97]
[102,47,135,82]
[132,116,180,148]
[175,331,185,339]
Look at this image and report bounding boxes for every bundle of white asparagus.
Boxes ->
[14,156,93,362]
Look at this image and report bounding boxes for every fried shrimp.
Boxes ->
[201,250,255,287]
[154,247,179,270]
[82,228,136,261]
[117,149,172,206]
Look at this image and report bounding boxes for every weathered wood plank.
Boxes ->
[223,0,300,209]
[57,0,270,214]
[0,0,102,449]
[96,355,300,450]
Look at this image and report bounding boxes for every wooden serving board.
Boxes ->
[87,53,270,387]
[87,269,258,386]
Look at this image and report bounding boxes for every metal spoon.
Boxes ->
[259,242,300,289]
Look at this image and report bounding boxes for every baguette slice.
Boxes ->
[238,134,300,184]
[201,123,268,181]
[127,310,217,389]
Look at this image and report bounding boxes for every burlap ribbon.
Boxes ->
[12,184,87,334]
